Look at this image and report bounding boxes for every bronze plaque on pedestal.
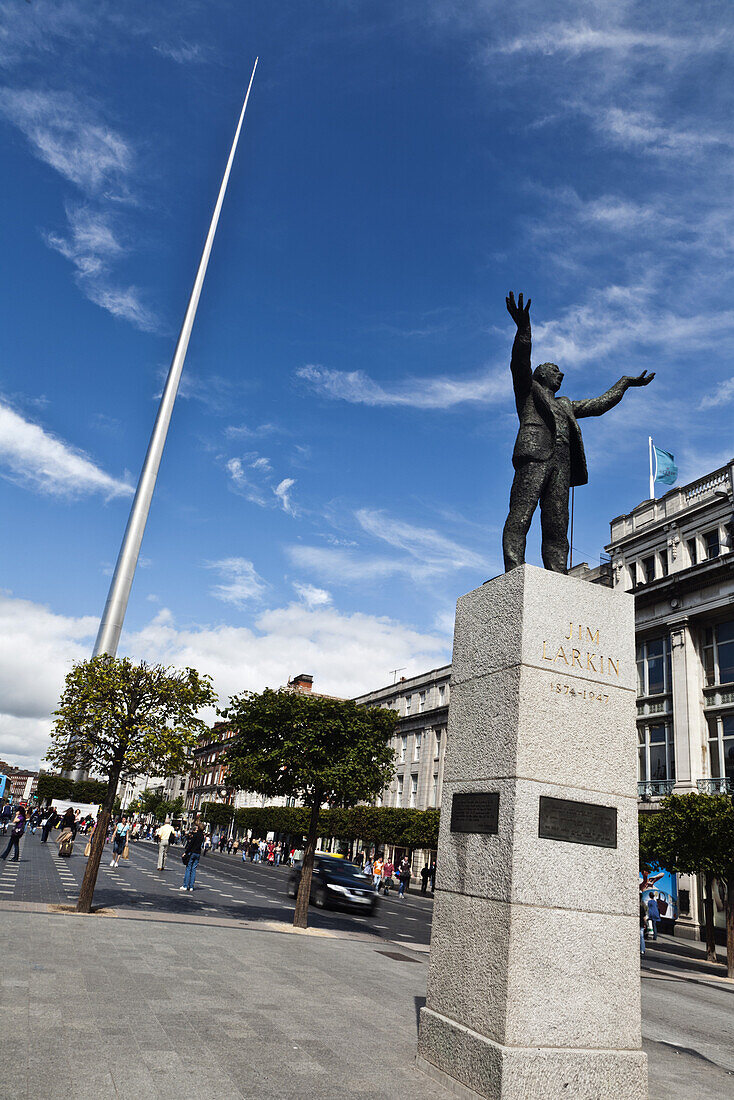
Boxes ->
[538,795,617,848]
[450,792,499,835]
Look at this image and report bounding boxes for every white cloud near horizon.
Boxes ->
[0,589,448,769]
[0,398,133,498]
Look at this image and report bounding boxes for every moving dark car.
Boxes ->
[287,854,378,913]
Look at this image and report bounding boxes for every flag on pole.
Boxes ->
[653,445,678,486]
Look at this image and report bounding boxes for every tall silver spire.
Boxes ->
[93,59,258,658]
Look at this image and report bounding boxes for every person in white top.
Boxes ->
[156,818,175,870]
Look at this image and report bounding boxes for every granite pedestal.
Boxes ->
[417,565,647,1099]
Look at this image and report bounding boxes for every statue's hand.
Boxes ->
[624,370,655,387]
[506,291,531,329]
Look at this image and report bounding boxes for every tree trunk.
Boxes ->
[727,874,734,979]
[293,794,322,930]
[704,872,717,964]
[76,762,122,914]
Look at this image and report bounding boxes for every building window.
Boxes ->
[396,775,404,806]
[704,528,720,560]
[409,774,418,808]
[405,695,412,715]
[686,537,698,566]
[414,732,422,761]
[703,622,734,686]
[638,723,675,783]
[438,684,446,705]
[399,736,407,763]
[639,556,655,584]
[659,550,669,578]
[431,773,439,806]
[636,636,671,696]
[707,714,734,782]
[419,691,426,713]
[434,729,442,759]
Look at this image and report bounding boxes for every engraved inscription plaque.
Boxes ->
[450,792,499,835]
[538,795,617,848]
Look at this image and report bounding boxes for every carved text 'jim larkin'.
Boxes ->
[502,292,654,574]
[542,622,620,677]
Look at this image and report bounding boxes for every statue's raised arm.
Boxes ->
[572,370,655,419]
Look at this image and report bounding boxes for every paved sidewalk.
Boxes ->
[0,908,446,1100]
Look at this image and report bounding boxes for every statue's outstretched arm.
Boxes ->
[506,291,532,413]
[573,370,655,418]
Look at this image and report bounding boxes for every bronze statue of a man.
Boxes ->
[503,291,654,574]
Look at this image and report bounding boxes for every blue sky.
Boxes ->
[1,1,733,767]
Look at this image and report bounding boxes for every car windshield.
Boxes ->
[319,859,370,880]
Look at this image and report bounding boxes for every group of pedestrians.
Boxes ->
[363,854,416,899]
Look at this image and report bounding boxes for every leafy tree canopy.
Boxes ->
[47,655,217,780]
[222,689,397,808]
[652,792,734,879]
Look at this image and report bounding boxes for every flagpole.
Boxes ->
[92,59,258,659]
[648,436,655,501]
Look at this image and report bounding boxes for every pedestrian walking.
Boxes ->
[428,861,436,891]
[397,857,411,899]
[381,858,394,895]
[180,823,205,891]
[156,817,175,870]
[373,856,384,890]
[0,806,26,861]
[646,892,660,941]
[110,815,130,868]
[41,807,59,843]
[0,802,12,835]
[639,898,647,956]
[420,864,430,894]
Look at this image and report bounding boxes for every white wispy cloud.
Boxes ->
[297,364,509,409]
[154,41,207,64]
[589,106,732,159]
[292,582,332,609]
[44,205,158,331]
[225,455,300,516]
[356,509,486,571]
[274,477,297,516]
[699,378,734,411]
[0,88,132,194]
[0,398,132,498]
[206,558,267,607]
[288,510,487,587]
[0,86,158,329]
[489,24,728,60]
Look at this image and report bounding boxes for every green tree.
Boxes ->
[651,793,734,971]
[36,774,73,803]
[223,689,397,928]
[138,788,165,818]
[201,801,235,829]
[158,796,184,822]
[48,655,216,914]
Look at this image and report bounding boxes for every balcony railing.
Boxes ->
[637,780,675,800]
[696,778,734,795]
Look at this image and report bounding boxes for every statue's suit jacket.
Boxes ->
[509,328,629,489]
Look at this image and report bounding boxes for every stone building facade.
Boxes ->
[604,458,734,937]
[353,665,451,867]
